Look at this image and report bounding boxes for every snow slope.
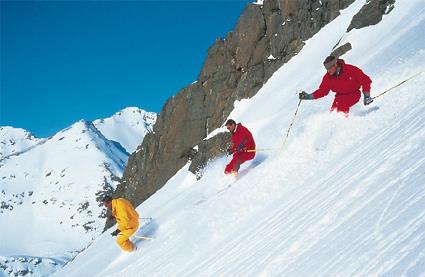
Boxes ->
[56,0,425,276]
[0,127,43,160]
[0,108,156,277]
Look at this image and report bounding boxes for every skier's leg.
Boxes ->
[116,227,138,252]
[331,93,361,114]
[345,92,361,112]
[330,98,339,113]
[336,104,350,114]
[225,152,255,174]
[244,152,256,162]
[225,153,240,174]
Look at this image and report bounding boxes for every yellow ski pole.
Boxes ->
[132,234,154,240]
[244,99,302,153]
[281,99,302,151]
[372,71,424,100]
[117,232,154,240]
[245,148,279,153]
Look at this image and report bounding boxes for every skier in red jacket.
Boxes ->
[224,119,256,176]
[299,56,373,114]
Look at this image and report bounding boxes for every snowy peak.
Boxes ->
[48,119,128,168]
[0,118,128,232]
[0,126,43,160]
[93,107,157,153]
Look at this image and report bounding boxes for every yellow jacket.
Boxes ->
[112,198,139,231]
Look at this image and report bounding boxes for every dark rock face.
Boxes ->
[331,42,353,57]
[188,132,231,180]
[347,0,395,32]
[330,0,396,61]
[107,0,361,229]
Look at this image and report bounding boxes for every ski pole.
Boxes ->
[281,99,302,150]
[372,71,424,100]
[228,98,303,155]
[245,148,279,153]
[133,235,154,240]
[118,233,154,240]
[243,99,303,153]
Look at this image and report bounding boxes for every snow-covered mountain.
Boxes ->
[0,127,43,160]
[0,108,156,277]
[54,0,425,276]
[93,107,156,154]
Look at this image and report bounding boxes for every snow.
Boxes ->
[205,126,226,140]
[0,127,43,160]
[54,0,425,277]
[93,107,156,154]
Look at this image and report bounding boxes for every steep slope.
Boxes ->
[0,127,43,160]
[0,108,156,277]
[54,0,425,276]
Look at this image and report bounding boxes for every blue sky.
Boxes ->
[1,0,251,137]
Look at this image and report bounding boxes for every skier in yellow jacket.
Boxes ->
[103,196,139,252]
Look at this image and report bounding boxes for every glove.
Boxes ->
[299,91,313,100]
[227,148,234,155]
[236,141,246,153]
[111,229,120,237]
[236,145,246,153]
[363,92,373,105]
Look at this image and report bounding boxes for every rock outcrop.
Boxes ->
[347,0,395,32]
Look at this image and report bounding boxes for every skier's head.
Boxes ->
[225,119,237,134]
[102,195,113,209]
[323,55,338,74]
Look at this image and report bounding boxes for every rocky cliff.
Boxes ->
[108,0,394,229]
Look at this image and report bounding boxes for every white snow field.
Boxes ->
[93,107,156,154]
[0,108,156,277]
[0,127,43,160]
[53,0,424,276]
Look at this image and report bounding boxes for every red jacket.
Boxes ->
[313,59,372,99]
[231,123,255,153]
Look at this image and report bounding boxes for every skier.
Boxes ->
[299,55,373,114]
[103,196,139,252]
[224,119,256,176]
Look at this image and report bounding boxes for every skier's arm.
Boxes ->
[230,143,237,153]
[115,201,132,230]
[312,75,330,99]
[351,65,372,93]
[236,139,247,152]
